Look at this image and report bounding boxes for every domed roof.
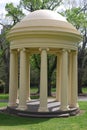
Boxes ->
[7,9,81,50]
[22,9,67,22]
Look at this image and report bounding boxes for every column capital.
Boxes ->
[56,50,62,55]
[19,48,26,52]
[10,49,18,54]
[39,48,49,52]
[19,48,30,54]
[68,50,71,53]
[72,50,78,55]
[62,49,68,53]
[67,50,78,55]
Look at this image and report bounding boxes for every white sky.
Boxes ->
[0,0,20,32]
[0,0,20,14]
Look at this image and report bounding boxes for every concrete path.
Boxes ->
[78,96,87,101]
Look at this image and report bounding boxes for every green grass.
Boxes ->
[82,87,87,93]
[0,102,7,107]
[0,101,87,130]
[0,94,9,100]
[52,87,56,92]
[30,87,38,94]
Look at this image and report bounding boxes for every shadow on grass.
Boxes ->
[0,113,50,126]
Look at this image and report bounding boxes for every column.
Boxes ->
[8,50,18,107]
[38,48,48,112]
[70,51,79,108]
[26,53,31,101]
[60,49,69,111]
[56,52,62,102]
[68,51,72,106]
[18,48,27,110]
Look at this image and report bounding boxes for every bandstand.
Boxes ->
[7,10,81,117]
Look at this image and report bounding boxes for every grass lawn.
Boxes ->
[0,87,87,130]
[0,101,87,130]
[0,94,9,100]
[82,87,87,94]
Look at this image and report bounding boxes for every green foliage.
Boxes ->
[5,3,25,25]
[20,0,42,11]
[62,6,87,93]
[0,29,10,92]
[30,54,40,70]
[63,7,87,29]
[20,0,62,11]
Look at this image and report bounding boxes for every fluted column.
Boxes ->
[26,53,31,101]
[56,52,62,102]
[68,51,72,106]
[70,51,79,108]
[60,49,69,111]
[38,48,48,112]
[8,50,18,107]
[18,48,27,110]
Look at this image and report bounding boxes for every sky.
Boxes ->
[0,0,20,14]
[0,0,20,32]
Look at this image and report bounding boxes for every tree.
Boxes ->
[0,3,25,93]
[5,3,24,25]
[20,0,62,12]
[62,6,87,93]
[0,25,10,92]
[47,54,57,96]
[63,8,86,29]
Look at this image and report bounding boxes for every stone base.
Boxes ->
[5,99,80,118]
[17,105,27,111]
[38,107,49,112]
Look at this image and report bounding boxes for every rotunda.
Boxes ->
[7,9,81,117]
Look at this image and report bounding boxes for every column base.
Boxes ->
[17,105,27,111]
[55,98,61,102]
[16,99,19,104]
[69,103,79,108]
[60,105,69,111]
[26,97,31,102]
[38,107,49,112]
[8,102,17,107]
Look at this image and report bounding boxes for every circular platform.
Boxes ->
[6,98,79,118]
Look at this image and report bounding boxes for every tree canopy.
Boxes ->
[20,0,62,11]
[63,7,87,30]
[5,3,24,25]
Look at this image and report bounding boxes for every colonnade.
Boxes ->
[8,48,78,111]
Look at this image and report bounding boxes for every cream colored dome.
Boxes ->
[22,10,67,22]
[7,9,81,50]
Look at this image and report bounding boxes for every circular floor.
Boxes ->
[6,98,79,118]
